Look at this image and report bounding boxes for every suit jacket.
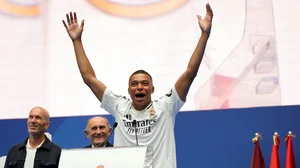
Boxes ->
[84,141,113,148]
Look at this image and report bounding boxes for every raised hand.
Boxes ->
[62,12,84,41]
[197,3,213,34]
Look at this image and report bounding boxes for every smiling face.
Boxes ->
[128,70,154,111]
[27,107,50,137]
[84,117,112,147]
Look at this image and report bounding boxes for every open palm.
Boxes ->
[197,3,213,34]
[62,12,84,41]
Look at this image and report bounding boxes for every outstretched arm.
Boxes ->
[62,12,106,102]
[175,3,213,101]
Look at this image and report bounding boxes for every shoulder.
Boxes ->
[104,88,127,99]
[102,88,131,104]
[48,141,62,152]
[5,141,25,158]
[8,142,24,151]
[10,138,27,150]
[84,145,92,148]
[155,88,181,103]
[106,141,113,147]
[153,87,184,113]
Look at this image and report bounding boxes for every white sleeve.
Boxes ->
[100,88,129,116]
[156,87,185,115]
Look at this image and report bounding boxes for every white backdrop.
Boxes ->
[0,0,299,119]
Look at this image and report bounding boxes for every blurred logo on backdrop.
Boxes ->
[88,0,189,18]
[0,0,44,16]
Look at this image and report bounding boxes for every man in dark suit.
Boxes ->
[84,116,113,148]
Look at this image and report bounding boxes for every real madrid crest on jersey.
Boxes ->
[149,108,156,119]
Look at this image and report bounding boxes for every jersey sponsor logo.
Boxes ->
[124,114,132,120]
[122,119,156,135]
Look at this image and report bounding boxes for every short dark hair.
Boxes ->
[130,70,152,80]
